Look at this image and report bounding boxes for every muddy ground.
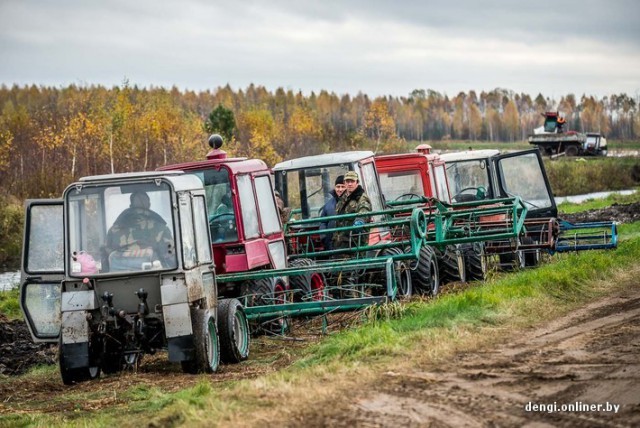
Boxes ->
[560,201,640,225]
[0,203,638,425]
[299,284,640,427]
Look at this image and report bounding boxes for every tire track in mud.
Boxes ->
[302,288,640,427]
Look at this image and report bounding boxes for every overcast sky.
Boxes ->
[1,0,639,100]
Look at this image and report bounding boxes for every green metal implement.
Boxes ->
[226,197,527,325]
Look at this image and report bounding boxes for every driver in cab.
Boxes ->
[104,191,175,271]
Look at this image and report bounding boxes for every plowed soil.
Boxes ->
[298,285,640,427]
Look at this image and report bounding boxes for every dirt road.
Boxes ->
[299,286,640,427]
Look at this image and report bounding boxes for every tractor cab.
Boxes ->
[439,149,557,220]
[158,143,286,276]
[273,151,389,253]
[158,136,287,305]
[375,152,451,204]
[20,171,250,384]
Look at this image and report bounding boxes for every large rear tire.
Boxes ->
[435,246,464,284]
[59,336,101,385]
[463,243,487,281]
[218,298,250,364]
[565,145,579,156]
[378,247,412,299]
[521,236,540,267]
[288,258,326,301]
[408,245,440,296]
[241,278,290,335]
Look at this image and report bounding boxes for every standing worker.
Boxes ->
[332,171,372,249]
[319,175,346,250]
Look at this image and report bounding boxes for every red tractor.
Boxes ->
[158,136,294,327]
[375,152,490,286]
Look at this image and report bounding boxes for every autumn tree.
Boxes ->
[363,98,396,152]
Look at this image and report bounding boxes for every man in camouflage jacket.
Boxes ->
[104,191,175,271]
[332,171,372,249]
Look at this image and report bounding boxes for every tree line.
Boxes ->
[1,83,639,199]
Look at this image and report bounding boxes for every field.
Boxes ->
[0,194,639,427]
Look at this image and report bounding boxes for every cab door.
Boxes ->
[494,149,558,219]
[20,199,64,343]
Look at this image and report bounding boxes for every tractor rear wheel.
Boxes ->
[498,250,525,271]
[435,246,464,284]
[218,298,250,364]
[565,145,579,156]
[378,247,412,299]
[521,237,541,267]
[181,308,219,374]
[288,258,326,301]
[241,278,290,335]
[59,336,101,385]
[408,245,440,296]
[463,243,487,281]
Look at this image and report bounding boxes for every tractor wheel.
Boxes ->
[408,245,440,297]
[181,308,219,374]
[241,278,290,335]
[498,250,525,271]
[378,247,412,299]
[565,145,579,156]
[463,243,487,281]
[217,298,250,364]
[288,258,326,301]
[59,336,101,385]
[435,246,464,284]
[521,237,540,267]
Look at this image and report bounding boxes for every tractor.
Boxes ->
[20,171,250,384]
[273,151,527,298]
[439,148,617,263]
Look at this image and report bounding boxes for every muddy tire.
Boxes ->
[378,247,412,299]
[181,309,219,374]
[408,245,440,297]
[565,145,579,156]
[463,243,487,281]
[100,338,124,375]
[521,237,540,267]
[59,336,101,385]
[498,250,525,271]
[218,298,250,364]
[435,246,463,284]
[288,258,326,301]
[241,278,290,335]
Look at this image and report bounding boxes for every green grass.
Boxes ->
[0,287,20,319]
[2,221,639,427]
[558,188,640,214]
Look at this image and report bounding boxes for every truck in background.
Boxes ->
[528,111,608,157]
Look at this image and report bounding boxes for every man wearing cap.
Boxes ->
[332,171,372,249]
[319,175,346,250]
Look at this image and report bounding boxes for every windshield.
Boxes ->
[497,153,553,210]
[67,182,177,276]
[277,165,350,220]
[188,168,238,243]
[445,160,492,202]
[379,170,425,202]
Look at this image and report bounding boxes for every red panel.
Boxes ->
[244,239,271,270]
